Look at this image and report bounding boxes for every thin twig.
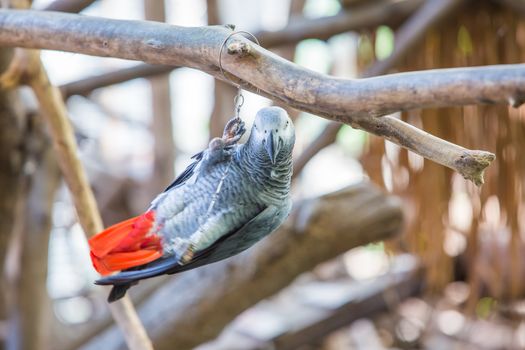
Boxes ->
[0,49,153,350]
[293,0,465,177]
[360,115,495,186]
[59,64,172,97]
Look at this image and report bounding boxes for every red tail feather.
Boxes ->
[89,211,162,275]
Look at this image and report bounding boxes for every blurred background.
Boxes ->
[1,0,525,349]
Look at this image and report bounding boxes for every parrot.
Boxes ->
[89,106,295,302]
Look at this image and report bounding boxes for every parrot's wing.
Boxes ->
[95,205,281,286]
[163,116,245,193]
[163,151,204,192]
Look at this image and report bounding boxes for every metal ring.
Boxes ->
[233,93,244,109]
[218,30,260,88]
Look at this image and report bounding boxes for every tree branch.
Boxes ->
[0,11,513,185]
[293,0,465,177]
[273,263,422,350]
[360,115,495,186]
[59,0,421,98]
[79,183,403,350]
[0,11,520,114]
[0,49,153,350]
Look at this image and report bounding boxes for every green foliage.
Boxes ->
[295,39,333,74]
[476,297,496,319]
[375,25,395,60]
[457,25,473,56]
[336,125,367,157]
[303,0,341,18]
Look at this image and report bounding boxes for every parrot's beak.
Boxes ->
[265,131,281,164]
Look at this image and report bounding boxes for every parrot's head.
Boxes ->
[248,106,295,165]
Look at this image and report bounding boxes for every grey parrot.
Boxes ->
[89,106,295,302]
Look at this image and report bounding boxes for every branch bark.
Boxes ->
[0,49,153,350]
[0,10,510,184]
[293,0,465,177]
[79,182,403,350]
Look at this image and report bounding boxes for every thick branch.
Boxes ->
[0,11,512,182]
[80,183,403,350]
[0,49,153,350]
[294,0,465,177]
[0,11,521,115]
[274,263,422,350]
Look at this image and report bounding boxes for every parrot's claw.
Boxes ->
[222,117,246,146]
[180,242,196,264]
[168,238,196,265]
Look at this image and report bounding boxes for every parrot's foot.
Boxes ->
[222,117,246,146]
[180,244,195,264]
[167,238,196,265]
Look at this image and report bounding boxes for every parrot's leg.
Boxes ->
[202,116,245,167]
[165,237,199,265]
[222,117,246,146]
[166,237,192,263]
[180,245,195,264]
[166,214,230,264]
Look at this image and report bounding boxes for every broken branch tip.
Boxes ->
[455,150,495,187]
